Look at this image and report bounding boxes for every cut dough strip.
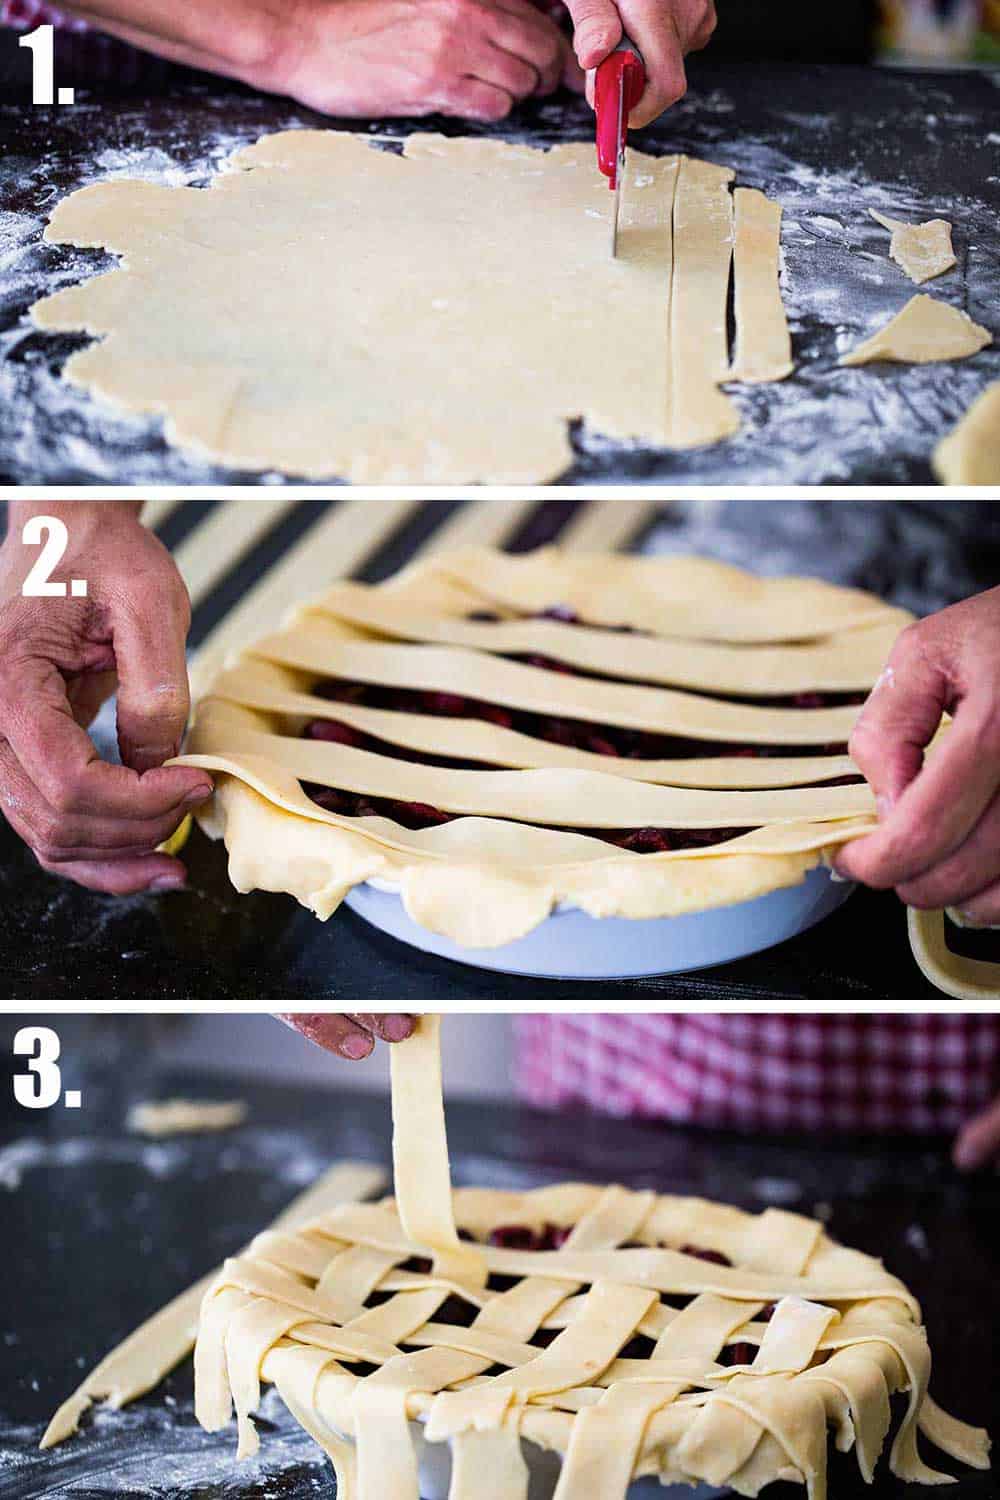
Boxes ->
[189,712,875,829]
[208,660,858,790]
[668,157,739,445]
[308,580,900,694]
[40,1160,387,1448]
[246,633,863,746]
[425,549,905,643]
[729,188,793,382]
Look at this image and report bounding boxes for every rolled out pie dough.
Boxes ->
[870,210,956,285]
[933,380,1000,485]
[30,131,791,482]
[840,293,991,366]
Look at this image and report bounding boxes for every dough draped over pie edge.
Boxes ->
[172,548,913,948]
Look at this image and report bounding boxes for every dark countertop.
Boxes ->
[3,496,1000,1001]
[0,1039,996,1498]
[0,60,998,485]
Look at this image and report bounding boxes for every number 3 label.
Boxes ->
[12,1027,82,1109]
[21,515,88,598]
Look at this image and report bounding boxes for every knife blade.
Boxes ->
[594,41,646,259]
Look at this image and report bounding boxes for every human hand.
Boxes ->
[953,1093,1000,1172]
[278,1013,416,1060]
[565,0,715,127]
[0,502,212,895]
[835,587,1000,924]
[267,0,581,121]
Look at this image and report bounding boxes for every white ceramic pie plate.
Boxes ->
[344,867,854,979]
[411,1421,721,1500]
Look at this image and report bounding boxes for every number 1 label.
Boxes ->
[19,25,75,106]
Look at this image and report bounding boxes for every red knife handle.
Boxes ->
[594,43,645,188]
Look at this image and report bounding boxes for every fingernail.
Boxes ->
[384,1015,413,1042]
[876,795,894,822]
[150,873,186,892]
[341,1033,373,1060]
[184,783,213,807]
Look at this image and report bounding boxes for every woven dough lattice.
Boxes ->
[193,1020,988,1500]
[178,547,916,949]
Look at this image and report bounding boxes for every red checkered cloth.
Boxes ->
[514,1013,1000,1134]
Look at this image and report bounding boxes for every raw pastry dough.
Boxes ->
[127,1098,248,1137]
[870,210,956,285]
[174,548,910,947]
[840,293,991,366]
[183,1019,988,1500]
[907,908,1000,1000]
[40,1160,387,1447]
[30,132,789,481]
[40,1019,992,1500]
[933,380,1000,485]
[729,189,793,382]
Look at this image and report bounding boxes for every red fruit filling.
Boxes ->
[679,1245,733,1266]
[488,1223,572,1251]
[299,606,863,848]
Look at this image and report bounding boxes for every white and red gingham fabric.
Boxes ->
[515,1013,1000,1134]
[3,0,171,83]
[3,0,87,31]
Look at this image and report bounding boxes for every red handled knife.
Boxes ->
[594,40,646,257]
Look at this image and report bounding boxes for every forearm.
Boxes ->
[47,0,292,86]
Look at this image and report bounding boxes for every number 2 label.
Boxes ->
[21,515,88,598]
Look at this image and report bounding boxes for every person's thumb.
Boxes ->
[112,580,193,774]
[563,0,622,70]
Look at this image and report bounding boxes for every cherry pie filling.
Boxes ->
[403,1228,767,1360]
[299,608,866,853]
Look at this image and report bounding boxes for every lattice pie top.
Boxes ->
[177,547,915,948]
[186,1019,990,1500]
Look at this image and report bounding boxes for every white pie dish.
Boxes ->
[344,866,854,979]
[411,1421,719,1500]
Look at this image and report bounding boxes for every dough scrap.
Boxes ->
[840,293,991,366]
[31,132,788,481]
[933,380,1000,485]
[127,1098,248,1137]
[870,210,956,285]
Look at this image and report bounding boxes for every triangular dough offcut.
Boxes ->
[840,293,991,367]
